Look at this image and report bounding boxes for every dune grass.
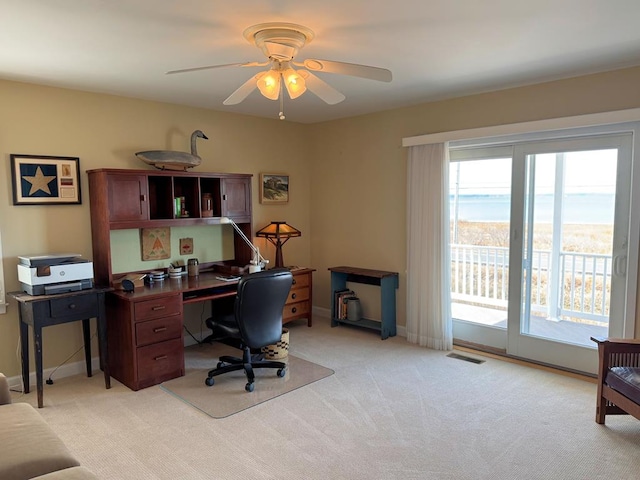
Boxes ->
[452,221,613,253]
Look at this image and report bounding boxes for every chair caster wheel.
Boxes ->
[205,377,215,386]
[245,382,254,392]
[277,368,286,378]
[216,361,224,369]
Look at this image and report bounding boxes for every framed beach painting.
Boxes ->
[260,173,289,204]
[10,154,81,205]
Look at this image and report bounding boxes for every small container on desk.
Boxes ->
[329,266,398,339]
[187,258,199,277]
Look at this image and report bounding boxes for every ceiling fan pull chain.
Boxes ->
[279,77,286,120]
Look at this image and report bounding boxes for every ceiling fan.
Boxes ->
[166,23,392,116]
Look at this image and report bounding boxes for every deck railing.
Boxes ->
[450,244,611,325]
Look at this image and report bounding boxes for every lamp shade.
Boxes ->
[256,221,301,268]
[282,68,306,99]
[257,69,281,100]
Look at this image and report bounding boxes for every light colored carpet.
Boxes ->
[161,343,334,418]
[8,315,640,480]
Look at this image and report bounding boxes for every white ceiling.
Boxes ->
[3,1,640,124]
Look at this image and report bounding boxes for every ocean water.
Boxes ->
[450,193,615,224]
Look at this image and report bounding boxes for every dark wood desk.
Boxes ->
[8,287,112,408]
[107,273,239,391]
[107,268,315,390]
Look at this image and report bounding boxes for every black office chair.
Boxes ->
[204,268,293,392]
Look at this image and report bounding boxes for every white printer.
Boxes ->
[18,253,94,295]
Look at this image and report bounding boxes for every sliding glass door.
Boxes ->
[450,150,512,351]
[450,130,636,374]
[507,135,632,373]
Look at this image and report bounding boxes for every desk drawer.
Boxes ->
[134,295,181,322]
[136,317,182,347]
[50,295,97,319]
[291,272,311,288]
[283,301,310,322]
[286,286,309,305]
[136,338,183,383]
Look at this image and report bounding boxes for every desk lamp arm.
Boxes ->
[219,217,268,268]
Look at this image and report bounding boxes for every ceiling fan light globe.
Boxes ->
[257,70,281,100]
[283,68,306,99]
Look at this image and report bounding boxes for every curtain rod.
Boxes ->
[402,108,640,147]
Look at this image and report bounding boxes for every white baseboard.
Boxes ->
[5,356,103,392]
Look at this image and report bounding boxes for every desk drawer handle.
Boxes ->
[292,279,297,285]
[291,293,297,300]
[153,327,167,333]
[291,307,297,314]
[154,355,168,361]
[151,305,166,311]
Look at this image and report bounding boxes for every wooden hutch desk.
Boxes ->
[87,168,313,391]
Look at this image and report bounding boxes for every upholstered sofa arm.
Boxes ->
[0,373,11,405]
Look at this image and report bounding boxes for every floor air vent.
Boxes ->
[446,353,485,364]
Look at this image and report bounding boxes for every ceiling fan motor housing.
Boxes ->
[244,23,314,61]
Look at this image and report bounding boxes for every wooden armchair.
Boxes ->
[591,336,640,424]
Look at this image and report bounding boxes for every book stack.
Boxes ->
[333,289,358,320]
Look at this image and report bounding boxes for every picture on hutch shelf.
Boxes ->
[141,227,171,260]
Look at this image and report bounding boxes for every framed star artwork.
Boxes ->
[10,154,81,205]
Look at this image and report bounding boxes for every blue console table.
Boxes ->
[329,266,398,339]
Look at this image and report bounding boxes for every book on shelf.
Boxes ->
[333,288,357,320]
[333,289,350,319]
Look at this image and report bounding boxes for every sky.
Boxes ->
[450,149,618,195]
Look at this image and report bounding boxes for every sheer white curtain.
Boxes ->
[406,143,452,350]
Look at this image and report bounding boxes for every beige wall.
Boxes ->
[309,66,640,334]
[0,80,312,376]
[2,65,640,377]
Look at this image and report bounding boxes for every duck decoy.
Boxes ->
[136,130,208,171]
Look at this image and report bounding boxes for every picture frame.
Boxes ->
[260,173,289,204]
[10,154,81,205]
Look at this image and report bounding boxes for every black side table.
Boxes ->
[8,287,112,408]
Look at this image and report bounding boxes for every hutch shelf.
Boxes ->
[87,168,253,287]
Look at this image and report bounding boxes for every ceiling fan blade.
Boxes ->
[298,70,345,105]
[223,73,263,105]
[296,59,392,82]
[166,61,267,75]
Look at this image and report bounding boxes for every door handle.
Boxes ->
[614,255,627,276]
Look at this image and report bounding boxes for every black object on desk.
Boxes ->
[8,287,112,408]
